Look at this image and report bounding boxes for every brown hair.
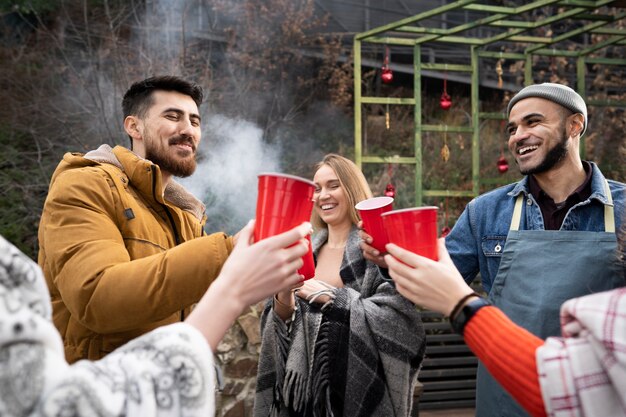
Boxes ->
[122,75,203,119]
[311,154,373,230]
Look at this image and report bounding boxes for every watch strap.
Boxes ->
[448,292,481,320]
[450,297,491,335]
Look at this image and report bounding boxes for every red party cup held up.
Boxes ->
[381,206,439,261]
[355,196,394,253]
[254,172,316,279]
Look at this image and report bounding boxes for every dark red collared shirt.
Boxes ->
[528,161,592,230]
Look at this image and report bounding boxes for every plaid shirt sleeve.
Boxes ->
[536,288,626,417]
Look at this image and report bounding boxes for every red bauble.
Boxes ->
[381,67,393,84]
[440,92,452,110]
[497,156,509,173]
[384,183,396,198]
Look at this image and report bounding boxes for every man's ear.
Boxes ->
[124,115,143,142]
[568,113,585,138]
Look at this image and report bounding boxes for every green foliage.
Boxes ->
[0,127,58,258]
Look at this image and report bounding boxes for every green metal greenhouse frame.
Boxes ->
[353,0,626,206]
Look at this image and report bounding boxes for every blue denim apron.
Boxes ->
[475,181,624,417]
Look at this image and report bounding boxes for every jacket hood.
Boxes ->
[52,144,206,221]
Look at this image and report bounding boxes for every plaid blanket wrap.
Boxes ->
[537,287,626,417]
[254,227,426,417]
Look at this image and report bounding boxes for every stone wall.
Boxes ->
[215,300,266,417]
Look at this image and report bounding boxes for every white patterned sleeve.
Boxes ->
[0,235,216,417]
[0,235,69,416]
[40,323,216,417]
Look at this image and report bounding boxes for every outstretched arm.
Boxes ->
[186,220,310,350]
[385,240,546,417]
[1,221,310,416]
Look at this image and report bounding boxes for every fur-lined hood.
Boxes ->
[52,144,206,220]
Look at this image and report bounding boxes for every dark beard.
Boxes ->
[519,125,568,176]
[145,137,197,178]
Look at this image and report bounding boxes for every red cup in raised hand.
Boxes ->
[356,196,394,253]
[254,173,316,279]
[381,206,439,261]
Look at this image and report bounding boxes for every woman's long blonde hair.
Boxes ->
[311,154,373,230]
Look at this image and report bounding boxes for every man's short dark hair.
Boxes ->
[122,75,204,119]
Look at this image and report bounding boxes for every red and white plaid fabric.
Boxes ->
[537,288,626,417]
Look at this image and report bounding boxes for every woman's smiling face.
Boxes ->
[313,164,350,228]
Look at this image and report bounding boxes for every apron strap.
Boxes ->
[603,179,615,233]
[511,194,524,231]
[511,179,615,232]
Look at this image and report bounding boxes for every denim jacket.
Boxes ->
[445,162,626,293]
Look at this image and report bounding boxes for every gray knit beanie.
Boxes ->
[507,83,587,137]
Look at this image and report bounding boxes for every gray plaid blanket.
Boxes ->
[254,227,426,417]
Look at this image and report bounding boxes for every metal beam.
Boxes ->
[481,6,590,45]
[354,39,362,168]
[355,0,475,40]
[580,34,626,55]
[526,12,626,53]
[414,43,423,205]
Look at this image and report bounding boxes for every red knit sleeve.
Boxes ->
[463,306,547,417]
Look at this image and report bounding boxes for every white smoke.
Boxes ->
[133,1,284,234]
[180,114,282,234]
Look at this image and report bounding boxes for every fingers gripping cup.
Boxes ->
[299,234,316,279]
[381,206,439,261]
[254,173,316,279]
[355,196,394,253]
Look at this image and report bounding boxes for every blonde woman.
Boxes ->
[255,154,426,417]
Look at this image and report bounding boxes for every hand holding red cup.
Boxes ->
[254,173,316,279]
[381,206,439,261]
[355,196,394,254]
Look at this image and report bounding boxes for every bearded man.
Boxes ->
[445,83,626,416]
[360,83,625,417]
[38,76,236,363]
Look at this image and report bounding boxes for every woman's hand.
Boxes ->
[295,279,336,305]
[384,238,474,316]
[217,220,310,308]
[357,221,388,268]
[186,220,310,349]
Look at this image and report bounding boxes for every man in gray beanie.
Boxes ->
[360,82,626,417]
[445,82,625,417]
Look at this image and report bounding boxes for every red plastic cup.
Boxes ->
[355,196,394,253]
[299,235,316,279]
[254,173,316,279]
[381,206,439,261]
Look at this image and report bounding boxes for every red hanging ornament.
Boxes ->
[384,183,396,198]
[497,120,509,174]
[381,46,393,84]
[497,155,509,173]
[440,73,452,110]
[381,68,393,84]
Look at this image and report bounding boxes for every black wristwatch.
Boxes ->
[450,297,491,335]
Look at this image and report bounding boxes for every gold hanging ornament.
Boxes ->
[385,104,390,130]
[440,129,450,162]
[496,59,504,88]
